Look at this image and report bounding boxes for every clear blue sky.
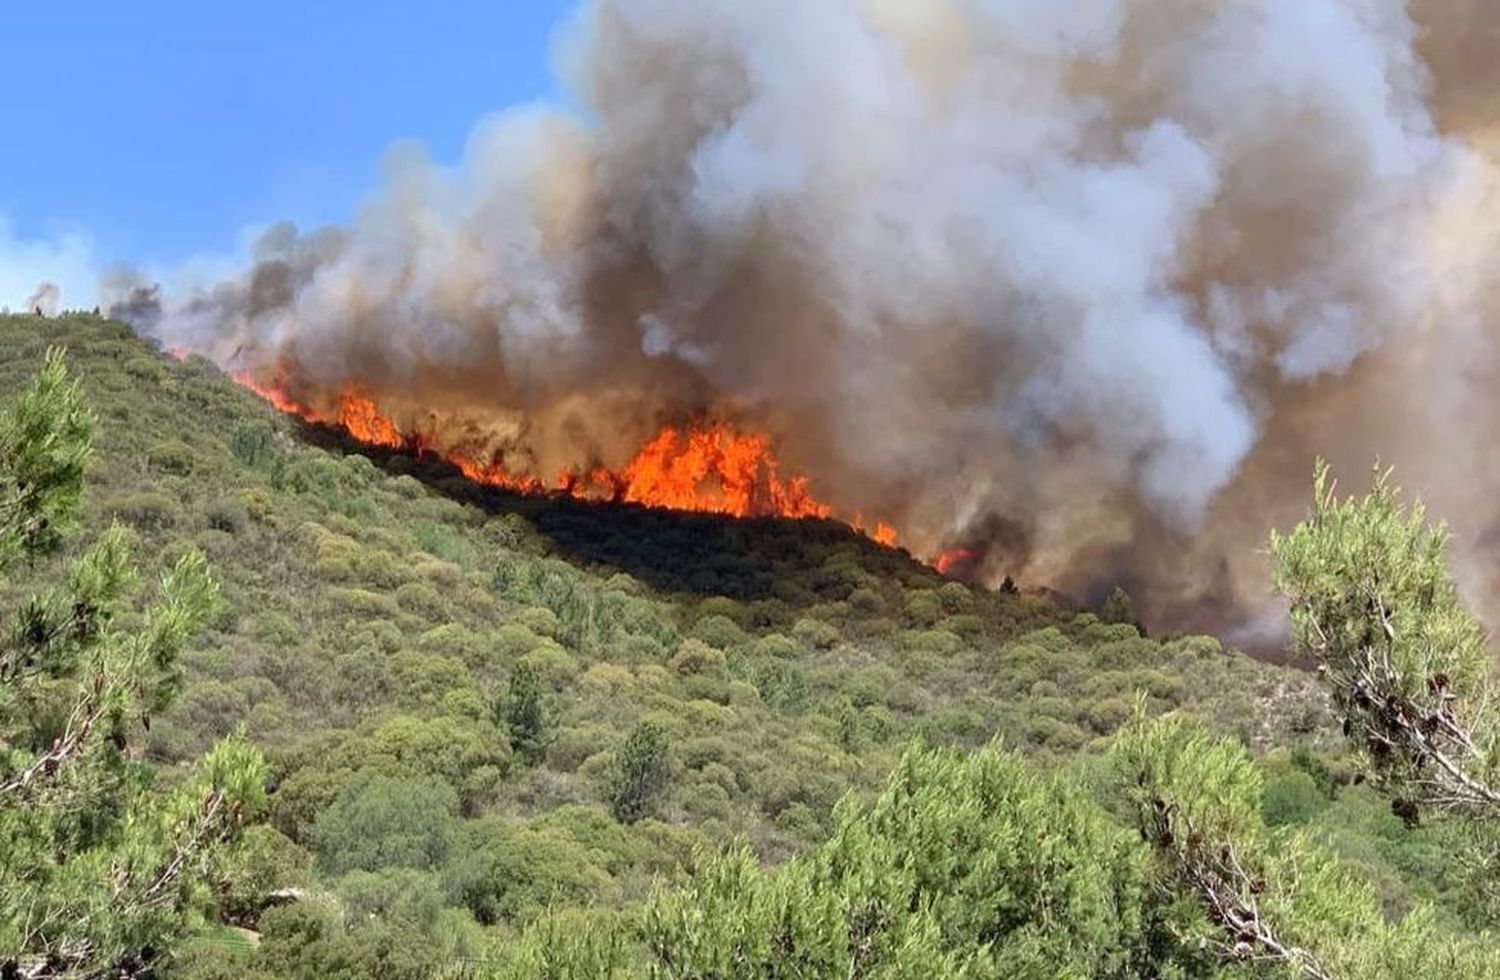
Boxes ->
[0,1,574,278]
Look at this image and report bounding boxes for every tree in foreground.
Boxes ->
[1271,461,1500,819]
[464,716,1497,978]
[1115,709,1500,979]
[0,350,267,978]
[1270,460,1500,930]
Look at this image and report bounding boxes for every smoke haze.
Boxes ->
[108,0,1500,642]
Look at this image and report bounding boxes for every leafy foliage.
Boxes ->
[1272,462,1500,818]
[0,345,267,978]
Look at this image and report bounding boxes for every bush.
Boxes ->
[105,491,178,529]
[792,617,840,651]
[147,438,196,475]
[520,643,580,689]
[1262,768,1329,827]
[515,605,562,639]
[904,590,943,626]
[229,420,279,470]
[900,629,963,656]
[449,818,615,926]
[205,496,250,534]
[311,777,460,874]
[1086,696,1133,735]
[754,660,810,714]
[691,614,749,651]
[670,638,725,676]
[937,581,974,613]
[395,581,449,621]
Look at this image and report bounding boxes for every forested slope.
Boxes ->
[2,313,1482,978]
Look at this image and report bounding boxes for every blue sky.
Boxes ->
[0,1,575,304]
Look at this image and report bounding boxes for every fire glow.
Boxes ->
[229,368,901,549]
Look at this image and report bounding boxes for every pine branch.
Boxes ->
[1144,800,1334,980]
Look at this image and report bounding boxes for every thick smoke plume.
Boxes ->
[109,0,1500,642]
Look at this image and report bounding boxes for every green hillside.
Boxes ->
[3,313,1492,978]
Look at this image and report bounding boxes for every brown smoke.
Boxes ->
[107,0,1500,644]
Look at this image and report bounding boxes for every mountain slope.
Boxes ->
[3,313,1449,977]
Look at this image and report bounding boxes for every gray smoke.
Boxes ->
[107,0,1500,640]
[26,282,60,317]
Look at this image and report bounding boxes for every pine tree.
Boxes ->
[608,722,670,825]
[1272,462,1500,819]
[497,660,550,763]
[1100,585,1136,626]
[0,349,267,978]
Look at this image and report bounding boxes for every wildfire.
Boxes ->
[933,548,979,576]
[230,371,904,542]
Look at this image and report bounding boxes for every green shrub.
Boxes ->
[670,638,726,676]
[147,438,196,475]
[229,419,279,470]
[205,496,250,534]
[690,613,749,650]
[903,589,943,626]
[754,660,810,714]
[1262,768,1329,827]
[520,643,580,689]
[900,628,963,656]
[105,491,178,529]
[515,605,562,639]
[311,776,460,874]
[791,617,840,650]
[395,581,449,621]
[753,632,798,660]
[937,581,974,613]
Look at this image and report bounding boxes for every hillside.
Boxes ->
[1,313,1476,977]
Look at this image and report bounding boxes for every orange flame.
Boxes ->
[934,548,979,576]
[229,370,905,543]
[335,389,405,449]
[615,424,831,519]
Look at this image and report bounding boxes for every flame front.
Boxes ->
[230,372,908,544]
